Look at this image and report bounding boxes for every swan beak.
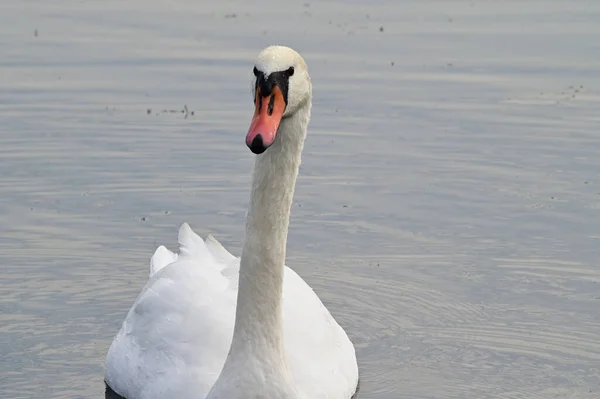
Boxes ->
[246,86,286,154]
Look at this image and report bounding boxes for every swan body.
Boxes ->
[105,46,359,399]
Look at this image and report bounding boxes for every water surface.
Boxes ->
[1,1,599,398]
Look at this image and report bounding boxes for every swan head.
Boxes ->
[246,45,311,154]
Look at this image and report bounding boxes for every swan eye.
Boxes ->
[286,66,294,77]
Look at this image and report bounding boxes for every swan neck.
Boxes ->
[229,103,309,364]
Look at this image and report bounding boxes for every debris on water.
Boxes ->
[343,205,348,208]
[141,217,147,221]
[224,13,236,18]
[34,29,38,37]
[391,61,395,66]
[379,26,384,32]
[152,105,195,117]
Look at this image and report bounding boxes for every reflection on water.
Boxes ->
[1,1,599,398]
[105,386,123,399]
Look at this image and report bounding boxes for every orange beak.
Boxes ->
[246,86,286,154]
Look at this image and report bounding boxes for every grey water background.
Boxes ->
[1,1,599,398]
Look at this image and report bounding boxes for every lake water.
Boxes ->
[1,1,599,398]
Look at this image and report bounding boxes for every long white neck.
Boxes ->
[226,100,311,368]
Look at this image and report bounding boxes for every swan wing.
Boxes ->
[282,266,359,399]
[105,224,237,399]
[205,234,237,265]
[149,246,178,277]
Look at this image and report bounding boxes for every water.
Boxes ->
[1,1,599,398]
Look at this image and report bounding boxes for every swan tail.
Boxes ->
[149,245,178,277]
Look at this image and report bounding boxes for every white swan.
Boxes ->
[104,46,359,399]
